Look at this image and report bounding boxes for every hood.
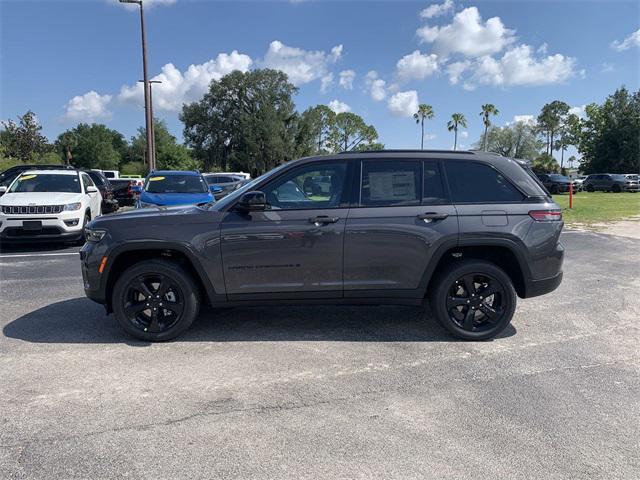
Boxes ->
[140,191,213,206]
[0,191,83,206]
[89,204,225,230]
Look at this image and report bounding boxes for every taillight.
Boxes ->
[529,210,562,222]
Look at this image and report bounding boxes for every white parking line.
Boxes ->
[0,252,79,259]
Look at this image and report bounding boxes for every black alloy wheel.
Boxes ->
[430,260,516,340]
[113,260,200,341]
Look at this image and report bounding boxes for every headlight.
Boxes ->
[64,202,82,211]
[85,228,107,242]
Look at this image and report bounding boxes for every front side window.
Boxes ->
[145,174,208,194]
[81,174,93,192]
[360,160,421,206]
[262,162,347,210]
[445,161,524,203]
[9,173,81,193]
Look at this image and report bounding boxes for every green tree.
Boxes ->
[413,104,434,150]
[478,121,542,160]
[555,113,581,169]
[480,104,499,150]
[130,119,197,171]
[447,113,467,150]
[56,123,127,170]
[531,153,560,174]
[55,131,78,166]
[181,69,301,176]
[536,100,570,156]
[298,105,336,154]
[577,87,640,174]
[0,110,50,162]
[327,112,379,153]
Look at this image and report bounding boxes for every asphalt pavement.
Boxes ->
[0,230,639,479]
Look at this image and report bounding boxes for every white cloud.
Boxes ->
[364,71,386,101]
[459,131,469,138]
[387,90,419,117]
[420,0,454,19]
[395,50,439,83]
[118,51,252,111]
[262,40,343,86]
[320,73,333,93]
[611,29,640,51]
[417,7,515,57]
[338,70,356,90]
[569,105,586,118]
[469,44,576,87]
[446,60,470,84]
[64,91,112,121]
[424,133,437,141]
[328,99,351,114]
[601,62,614,73]
[117,0,176,10]
[511,115,535,126]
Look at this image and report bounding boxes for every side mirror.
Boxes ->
[236,191,267,212]
[86,185,98,193]
[131,185,142,194]
[0,186,7,196]
[210,185,223,193]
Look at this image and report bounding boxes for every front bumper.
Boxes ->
[0,211,85,242]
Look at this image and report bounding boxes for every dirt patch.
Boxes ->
[568,216,640,240]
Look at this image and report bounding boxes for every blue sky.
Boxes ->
[1,0,639,157]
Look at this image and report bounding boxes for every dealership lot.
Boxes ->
[1,230,639,479]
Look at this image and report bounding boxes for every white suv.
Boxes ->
[0,169,102,243]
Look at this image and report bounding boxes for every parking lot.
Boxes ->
[1,228,639,479]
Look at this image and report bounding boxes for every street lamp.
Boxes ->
[119,0,154,171]
[138,80,161,167]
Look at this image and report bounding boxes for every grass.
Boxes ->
[551,191,640,225]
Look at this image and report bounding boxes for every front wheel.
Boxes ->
[429,260,516,340]
[586,184,594,192]
[112,260,200,341]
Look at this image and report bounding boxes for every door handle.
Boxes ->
[309,215,339,226]
[417,212,449,223]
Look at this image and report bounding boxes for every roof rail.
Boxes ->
[338,149,475,155]
[467,149,503,156]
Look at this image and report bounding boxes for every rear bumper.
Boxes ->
[524,271,563,298]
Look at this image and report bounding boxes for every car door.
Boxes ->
[343,159,458,296]
[220,160,352,298]
[81,173,101,217]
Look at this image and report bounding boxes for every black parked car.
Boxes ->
[0,164,75,191]
[203,174,246,200]
[536,173,574,194]
[83,170,119,213]
[583,174,639,192]
[81,150,564,342]
[109,179,139,206]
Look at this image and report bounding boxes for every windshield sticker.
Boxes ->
[19,174,37,181]
[148,176,165,182]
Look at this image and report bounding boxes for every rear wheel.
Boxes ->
[586,184,594,192]
[112,260,200,341]
[429,260,516,340]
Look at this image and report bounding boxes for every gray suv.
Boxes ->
[80,150,564,342]
[583,174,639,192]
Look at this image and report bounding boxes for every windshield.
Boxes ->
[145,174,208,194]
[9,173,81,193]
[211,162,290,210]
[548,174,569,181]
[611,174,627,181]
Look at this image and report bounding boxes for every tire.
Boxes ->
[74,212,91,246]
[586,184,594,192]
[429,260,517,341]
[112,259,200,342]
[550,185,559,194]
[612,184,621,193]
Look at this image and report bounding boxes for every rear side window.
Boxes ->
[360,160,421,206]
[423,160,448,204]
[445,161,524,203]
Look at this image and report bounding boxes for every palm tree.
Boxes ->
[447,113,467,150]
[413,104,434,150]
[480,104,499,150]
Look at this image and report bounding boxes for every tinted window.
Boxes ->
[445,161,524,203]
[145,174,208,194]
[262,162,347,210]
[9,173,81,193]
[81,173,94,192]
[87,172,106,186]
[423,160,448,204]
[361,160,421,206]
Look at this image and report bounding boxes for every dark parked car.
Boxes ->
[203,173,246,200]
[536,173,573,194]
[109,179,139,206]
[83,170,119,213]
[583,174,639,192]
[0,164,75,191]
[81,150,564,342]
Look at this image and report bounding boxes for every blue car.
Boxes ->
[135,170,221,208]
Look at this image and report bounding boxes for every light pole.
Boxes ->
[138,79,161,168]
[119,0,154,171]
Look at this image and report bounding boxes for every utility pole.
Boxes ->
[139,79,161,168]
[119,0,154,171]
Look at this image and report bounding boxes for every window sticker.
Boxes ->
[369,171,416,201]
[148,176,165,182]
[19,175,37,181]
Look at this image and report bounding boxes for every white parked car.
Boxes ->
[0,169,102,243]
